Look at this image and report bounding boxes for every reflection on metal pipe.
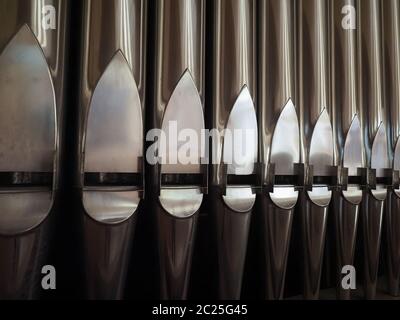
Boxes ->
[383,0,400,298]
[297,0,333,300]
[358,0,390,300]
[330,0,364,300]
[0,0,69,299]
[78,0,147,299]
[151,0,206,300]
[210,0,257,300]
[258,0,299,300]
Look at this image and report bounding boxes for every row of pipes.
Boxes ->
[0,0,400,300]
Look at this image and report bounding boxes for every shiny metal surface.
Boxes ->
[152,0,205,129]
[330,13,362,295]
[0,191,52,236]
[298,193,329,299]
[210,0,256,300]
[358,0,388,299]
[83,212,136,300]
[82,50,143,224]
[79,0,147,299]
[395,140,400,173]
[383,0,400,297]
[259,0,296,173]
[0,25,56,173]
[0,0,69,189]
[269,101,300,207]
[297,0,331,300]
[270,100,300,177]
[1,0,399,302]
[83,189,140,224]
[371,124,390,181]
[385,190,400,297]
[258,0,298,300]
[0,0,68,299]
[308,109,334,178]
[331,190,359,300]
[80,0,147,105]
[84,51,143,175]
[259,195,294,300]
[343,117,364,179]
[297,0,333,177]
[269,188,298,210]
[331,0,361,166]
[210,0,256,187]
[157,209,198,299]
[333,96,362,302]
[159,188,203,218]
[342,116,363,204]
[159,70,204,175]
[370,125,390,208]
[384,0,400,151]
[223,86,258,177]
[152,0,205,300]
[78,0,147,181]
[297,0,331,163]
[358,0,388,157]
[304,110,332,298]
[212,193,252,299]
[0,25,55,234]
[0,223,50,299]
[361,191,384,299]
[223,187,256,213]
[331,1,363,298]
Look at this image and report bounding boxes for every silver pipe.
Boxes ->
[330,0,364,300]
[151,0,206,299]
[258,0,299,300]
[296,0,334,300]
[358,0,390,300]
[78,0,147,299]
[210,0,257,300]
[0,0,69,299]
[383,0,400,297]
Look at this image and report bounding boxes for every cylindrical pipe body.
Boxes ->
[151,0,206,299]
[210,0,257,299]
[258,0,298,300]
[78,0,147,299]
[0,0,69,299]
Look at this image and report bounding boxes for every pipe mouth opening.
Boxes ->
[159,187,203,218]
[371,186,388,201]
[0,191,53,236]
[223,186,256,213]
[342,186,363,205]
[0,26,57,235]
[269,187,299,210]
[82,188,141,224]
[307,186,332,207]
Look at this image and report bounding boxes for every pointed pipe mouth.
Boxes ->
[157,71,208,197]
